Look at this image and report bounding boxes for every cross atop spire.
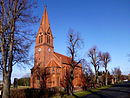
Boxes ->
[43,0,47,8]
[44,4,47,8]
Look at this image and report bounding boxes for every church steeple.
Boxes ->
[34,6,54,68]
[36,6,53,48]
[40,6,50,33]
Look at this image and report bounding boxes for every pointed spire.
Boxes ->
[40,6,50,33]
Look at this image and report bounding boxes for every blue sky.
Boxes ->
[12,0,130,81]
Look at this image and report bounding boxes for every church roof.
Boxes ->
[54,52,71,65]
[54,52,82,69]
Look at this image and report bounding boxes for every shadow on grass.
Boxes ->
[73,93,80,98]
[80,81,130,98]
[86,90,109,98]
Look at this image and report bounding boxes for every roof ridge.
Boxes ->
[54,52,71,59]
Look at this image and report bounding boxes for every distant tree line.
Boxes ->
[17,77,30,86]
[82,45,123,89]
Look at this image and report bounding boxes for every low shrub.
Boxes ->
[10,88,57,98]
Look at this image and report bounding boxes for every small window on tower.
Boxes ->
[47,35,49,43]
[39,34,43,43]
[39,36,41,43]
[41,35,43,43]
[47,35,48,43]
[48,36,50,44]
[46,68,50,74]
[47,35,50,44]
[57,68,60,73]
[52,67,54,73]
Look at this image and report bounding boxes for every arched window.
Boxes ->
[48,36,50,44]
[39,36,41,43]
[39,35,43,43]
[41,35,43,43]
[52,67,54,73]
[47,35,48,43]
[47,35,50,44]
[46,68,50,74]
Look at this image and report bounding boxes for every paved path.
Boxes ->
[81,81,130,98]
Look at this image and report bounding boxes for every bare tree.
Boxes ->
[99,52,111,85]
[82,59,93,77]
[112,67,122,83]
[82,59,94,89]
[88,47,100,84]
[0,0,37,97]
[60,67,71,94]
[33,67,49,88]
[63,30,83,95]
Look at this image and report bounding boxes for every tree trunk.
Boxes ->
[68,85,73,96]
[68,86,72,95]
[105,72,108,85]
[95,70,98,84]
[68,69,73,96]
[2,74,11,98]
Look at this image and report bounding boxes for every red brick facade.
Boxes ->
[30,7,84,88]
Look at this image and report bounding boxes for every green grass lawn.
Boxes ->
[52,85,112,98]
[75,85,111,97]
[74,91,91,97]
[10,85,30,89]
[17,86,30,89]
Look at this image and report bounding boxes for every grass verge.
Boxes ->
[52,85,112,98]
[10,85,30,90]
[75,85,112,97]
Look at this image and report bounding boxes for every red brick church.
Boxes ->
[30,7,84,88]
